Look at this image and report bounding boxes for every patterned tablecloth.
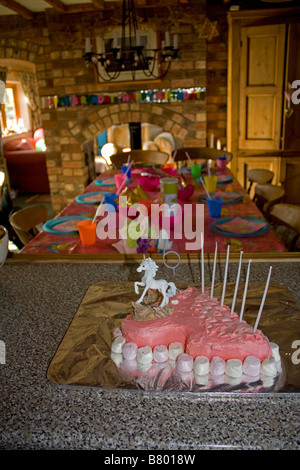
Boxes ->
[20,167,286,255]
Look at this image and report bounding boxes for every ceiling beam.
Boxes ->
[43,0,68,13]
[91,0,105,8]
[0,0,34,19]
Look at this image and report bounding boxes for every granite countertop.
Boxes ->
[0,259,300,451]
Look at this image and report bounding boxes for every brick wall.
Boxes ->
[0,3,228,213]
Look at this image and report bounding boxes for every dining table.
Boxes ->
[19,164,287,258]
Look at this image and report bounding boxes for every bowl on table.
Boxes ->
[137,176,160,192]
[178,184,194,201]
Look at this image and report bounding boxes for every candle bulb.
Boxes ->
[113,31,118,49]
[253,266,272,333]
[165,31,170,47]
[231,251,243,315]
[239,259,252,322]
[136,30,141,47]
[173,34,178,49]
[96,36,104,55]
[201,232,204,293]
[210,242,218,299]
[85,37,91,53]
[221,244,230,306]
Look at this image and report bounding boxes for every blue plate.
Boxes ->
[211,216,269,238]
[199,192,243,205]
[95,177,116,187]
[216,174,233,184]
[43,216,91,234]
[76,192,106,205]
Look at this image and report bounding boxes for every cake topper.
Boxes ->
[134,257,177,308]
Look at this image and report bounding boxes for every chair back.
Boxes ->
[254,183,285,215]
[9,205,48,245]
[269,203,300,250]
[172,147,233,163]
[246,168,274,195]
[110,150,169,169]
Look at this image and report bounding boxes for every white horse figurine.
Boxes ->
[134,257,177,308]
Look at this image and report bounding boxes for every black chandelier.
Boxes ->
[83,0,179,82]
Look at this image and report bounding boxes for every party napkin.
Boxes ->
[216,216,267,234]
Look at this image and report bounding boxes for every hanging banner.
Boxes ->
[40,87,206,109]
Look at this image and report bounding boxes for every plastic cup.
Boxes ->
[207,196,223,218]
[77,219,97,245]
[114,173,126,191]
[104,192,118,212]
[216,158,226,171]
[191,164,202,178]
[204,175,217,193]
[121,165,132,178]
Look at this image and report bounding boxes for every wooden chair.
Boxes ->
[9,205,48,246]
[269,203,300,251]
[253,183,285,219]
[172,147,233,163]
[110,150,169,169]
[246,169,274,195]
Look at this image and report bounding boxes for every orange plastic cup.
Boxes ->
[77,219,97,245]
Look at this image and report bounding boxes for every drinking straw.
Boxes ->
[239,259,252,322]
[92,161,133,224]
[221,244,230,306]
[199,176,212,199]
[91,197,105,224]
[116,160,133,195]
[231,250,243,315]
[185,151,193,164]
[201,232,204,293]
[253,266,272,333]
[210,242,217,299]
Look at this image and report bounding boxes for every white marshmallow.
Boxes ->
[270,342,280,362]
[225,359,243,378]
[122,342,138,361]
[137,346,153,364]
[261,356,277,377]
[210,356,225,376]
[176,353,193,372]
[194,356,210,376]
[153,345,169,363]
[113,327,123,338]
[110,352,123,367]
[111,335,126,354]
[168,342,184,361]
[243,356,261,377]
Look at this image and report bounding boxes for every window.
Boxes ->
[1,84,20,134]
[96,28,159,83]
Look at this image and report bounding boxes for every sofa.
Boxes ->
[3,134,50,194]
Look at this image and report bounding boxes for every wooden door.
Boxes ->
[239,24,286,150]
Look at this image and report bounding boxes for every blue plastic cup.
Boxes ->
[207,196,223,217]
[104,192,118,212]
[121,164,132,178]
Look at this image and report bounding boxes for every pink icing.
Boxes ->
[121,287,272,361]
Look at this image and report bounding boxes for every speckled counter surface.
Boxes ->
[0,259,300,450]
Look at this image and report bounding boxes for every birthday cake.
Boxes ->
[111,257,281,381]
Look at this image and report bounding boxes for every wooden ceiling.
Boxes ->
[0,0,194,20]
